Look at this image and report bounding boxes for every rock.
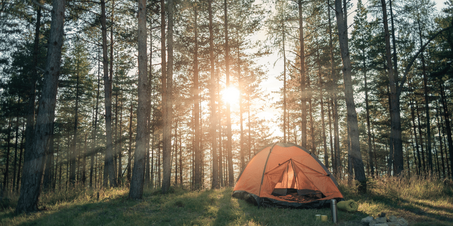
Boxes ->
[387,223,399,226]
[362,216,375,224]
[397,217,409,226]
[388,215,398,222]
[375,217,387,223]
[369,222,388,226]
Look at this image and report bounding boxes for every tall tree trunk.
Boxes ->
[162,0,174,193]
[410,100,422,175]
[129,0,148,199]
[70,69,80,186]
[440,83,453,179]
[90,40,102,188]
[380,0,403,176]
[209,0,218,189]
[16,0,66,213]
[127,103,133,183]
[328,0,341,178]
[334,0,367,193]
[101,0,117,188]
[16,122,25,192]
[317,46,328,168]
[24,6,41,174]
[118,94,123,185]
[362,43,374,177]
[436,103,446,178]
[193,3,201,189]
[224,0,234,187]
[111,0,118,182]
[417,20,433,173]
[298,0,307,148]
[3,117,11,191]
[282,17,287,144]
[417,104,426,173]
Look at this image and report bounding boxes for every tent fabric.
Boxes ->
[232,143,343,208]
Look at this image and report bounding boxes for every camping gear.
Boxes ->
[337,200,358,212]
[331,199,338,223]
[232,143,344,208]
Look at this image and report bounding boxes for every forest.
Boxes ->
[0,0,453,219]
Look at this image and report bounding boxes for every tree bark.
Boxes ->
[162,0,174,193]
[193,3,201,189]
[209,0,218,190]
[224,0,234,187]
[101,0,117,188]
[380,0,403,176]
[16,0,66,213]
[334,0,367,193]
[298,0,307,148]
[440,83,453,179]
[129,0,147,199]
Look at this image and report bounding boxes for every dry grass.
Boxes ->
[0,176,451,226]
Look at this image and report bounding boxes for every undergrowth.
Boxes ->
[0,177,451,226]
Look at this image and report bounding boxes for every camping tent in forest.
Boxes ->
[232,143,343,208]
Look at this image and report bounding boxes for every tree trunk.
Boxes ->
[417,104,426,173]
[224,0,234,187]
[16,122,25,192]
[127,103,133,183]
[70,68,80,186]
[410,100,422,175]
[363,45,374,177]
[101,0,117,188]
[24,6,41,176]
[209,0,218,189]
[43,127,54,191]
[90,40,101,188]
[193,3,201,189]
[129,0,147,199]
[417,20,433,173]
[16,0,66,213]
[162,0,174,193]
[380,0,403,176]
[436,103,446,178]
[328,0,341,178]
[317,46,328,168]
[440,83,453,179]
[334,0,366,193]
[3,117,11,191]
[298,0,307,148]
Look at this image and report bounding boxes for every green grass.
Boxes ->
[0,177,452,226]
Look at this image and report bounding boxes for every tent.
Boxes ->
[232,143,343,208]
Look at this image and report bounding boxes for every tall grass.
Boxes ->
[339,176,453,226]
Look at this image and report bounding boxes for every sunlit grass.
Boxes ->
[0,177,452,226]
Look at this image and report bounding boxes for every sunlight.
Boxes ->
[221,86,240,106]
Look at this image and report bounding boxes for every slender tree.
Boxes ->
[334,0,366,193]
[129,0,147,199]
[16,0,66,213]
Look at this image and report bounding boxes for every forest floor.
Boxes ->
[0,177,452,226]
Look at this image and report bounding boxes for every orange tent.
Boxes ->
[232,143,343,208]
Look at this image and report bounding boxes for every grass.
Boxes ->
[0,177,452,226]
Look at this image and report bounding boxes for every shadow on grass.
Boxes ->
[358,193,453,225]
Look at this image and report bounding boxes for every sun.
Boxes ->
[221,86,240,105]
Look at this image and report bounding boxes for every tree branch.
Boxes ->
[32,0,51,11]
[397,26,453,97]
